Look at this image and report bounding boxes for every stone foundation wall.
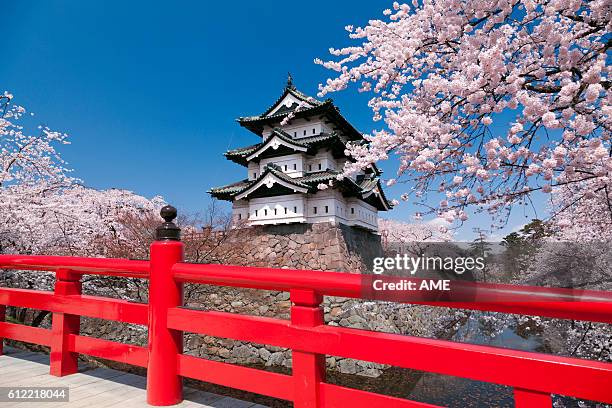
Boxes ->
[229,222,382,272]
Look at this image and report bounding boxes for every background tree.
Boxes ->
[317,0,611,237]
[0,93,163,322]
[378,217,452,252]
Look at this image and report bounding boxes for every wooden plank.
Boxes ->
[0,359,50,379]
[203,397,257,408]
[0,349,266,408]
[93,375,147,408]
[26,367,126,389]
[51,373,141,407]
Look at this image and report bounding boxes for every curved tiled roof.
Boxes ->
[224,129,347,166]
[209,165,392,210]
[259,83,324,118]
[208,178,251,195]
[237,90,363,141]
[357,176,393,210]
[224,143,260,158]
[209,167,340,200]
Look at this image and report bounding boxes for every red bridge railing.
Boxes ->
[0,207,611,407]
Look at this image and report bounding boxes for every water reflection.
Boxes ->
[406,320,542,407]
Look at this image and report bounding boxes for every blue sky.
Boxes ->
[2,1,545,240]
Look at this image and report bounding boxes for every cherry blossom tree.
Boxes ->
[1,92,164,255]
[550,177,612,239]
[378,218,452,252]
[0,185,165,256]
[1,92,72,190]
[1,91,170,325]
[317,1,611,235]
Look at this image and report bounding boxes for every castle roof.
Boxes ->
[259,74,325,117]
[236,78,363,141]
[209,165,392,210]
[224,128,348,166]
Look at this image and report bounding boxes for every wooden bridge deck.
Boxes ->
[0,347,267,408]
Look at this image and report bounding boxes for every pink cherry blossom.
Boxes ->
[1,92,164,254]
[317,1,610,235]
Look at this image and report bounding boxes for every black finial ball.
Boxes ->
[160,205,177,222]
[156,205,180,241]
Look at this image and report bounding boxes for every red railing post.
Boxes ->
[50,268,82,376]
[147,206,184,406]
[0,304,5,355]
[291,288,325,408]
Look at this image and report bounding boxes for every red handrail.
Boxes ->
[0,255,149,278]
[0,248,611,407]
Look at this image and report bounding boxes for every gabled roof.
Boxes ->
[234,165,310,201]
[224,129,349,166]
[209,166,341,201]
[207,178,251,197]
[236,77,363,141]
[245,129,308,162]
[259,74,324,117]
[209,166,392,211]
[357,176,393,211]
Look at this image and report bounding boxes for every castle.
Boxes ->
[209,75,391,232]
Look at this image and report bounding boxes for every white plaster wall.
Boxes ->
[305,149,336,173]
[345,198,378,229]
[259,153,305,178]
[231,187,380,232]
[236,190,379,232]
[248,194,307,224]
[248,162,260,180]
[320,122,334,134]
[280,119,322,139]
[232,200,250,222]
[261,119,341,140]
[305,189,340,223]
[334,159,347,174]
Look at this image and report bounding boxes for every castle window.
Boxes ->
[351,208,354,214]
[293,163,297,170]
[274,208,277,215]
[284,165,287,171]
[255,210,258,217]
[318,163,322,170]
[312,128,316,134]
[308,164,312,171]
[313,207,317,214]
[325,206,329,213]
[303,130,307,136]
[264,209,268,216]
[294,132,297,137]
[238,213,242,220]
[285,207,288,214]
[253,172,257,178]
[294,206,297,213]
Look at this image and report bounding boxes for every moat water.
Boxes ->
[405,320,541,407]
[325,317,547,408]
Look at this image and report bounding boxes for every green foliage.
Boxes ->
[500,219,552,279]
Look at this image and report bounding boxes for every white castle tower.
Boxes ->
[209,75,391,232]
